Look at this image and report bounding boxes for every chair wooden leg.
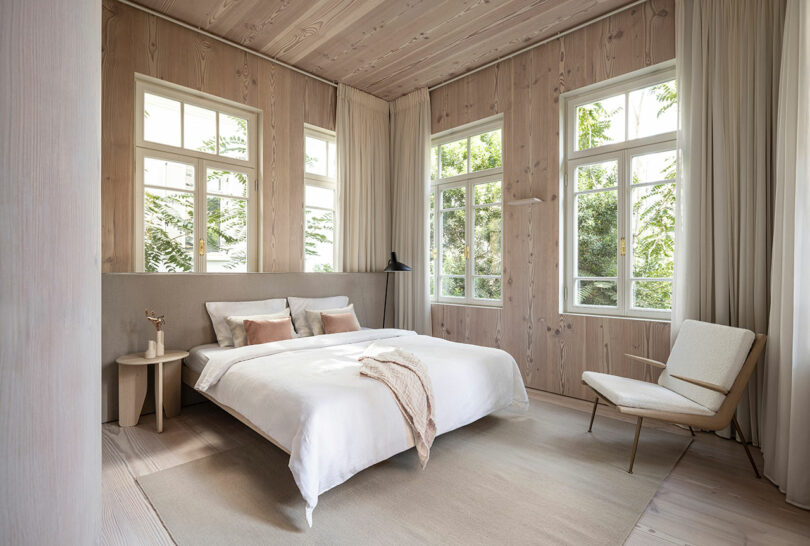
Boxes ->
[732,416,761,479]
[588,397,599,432]
[688,426,696,437]
[628,417,643,474]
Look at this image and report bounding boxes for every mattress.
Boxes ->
[185,343,233,374]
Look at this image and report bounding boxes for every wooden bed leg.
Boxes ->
[628,417,643,474]
[689,426,696,437]
[588,397,599,432]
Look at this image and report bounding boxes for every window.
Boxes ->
[429,116,503,306]
[562,63,677,319]
[304,125,337,272]
[134,76,259,272]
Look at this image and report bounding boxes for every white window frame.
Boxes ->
[561,62,676,320]
[134,74,260,272]
[303,124,338,272]
[430,115,504,307]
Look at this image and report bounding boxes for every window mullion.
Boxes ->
[466,179,473,304]
[195,159,205,272]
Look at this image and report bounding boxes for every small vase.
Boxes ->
[156,330,165,356]
[145,340,156,359]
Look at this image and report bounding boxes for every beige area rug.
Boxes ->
[138,400,691,545]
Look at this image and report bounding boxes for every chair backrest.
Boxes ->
[658,320,755,412]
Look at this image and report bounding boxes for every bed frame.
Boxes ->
[181,365,291,454]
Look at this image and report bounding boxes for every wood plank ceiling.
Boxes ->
[133,0,633,100]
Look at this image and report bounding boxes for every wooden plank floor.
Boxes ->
[102,390,810,545]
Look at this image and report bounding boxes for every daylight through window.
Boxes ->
[563,64,677,319]
[135,76,259,273]
[304,126,337,272]
[429,117,503,306]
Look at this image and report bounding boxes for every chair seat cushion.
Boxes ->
[582,371,715,416]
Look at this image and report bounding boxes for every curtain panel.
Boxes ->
[762,0,810,509]
[673,0,786,445]
[336,84,391,272]
[390,88,432,335]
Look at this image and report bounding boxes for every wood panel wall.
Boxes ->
[1,0,102,542]
[429,0,675,401]
[102,0,336,272]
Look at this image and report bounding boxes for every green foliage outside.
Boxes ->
[432,131,503,300]
[304,152,335,272]
[144,116,249,272]
[574,82,676,309]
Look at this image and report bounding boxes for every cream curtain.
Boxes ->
[762,0,810,509]
[389,89,432,334]
[673,0,785,444]
[336,84,390,272]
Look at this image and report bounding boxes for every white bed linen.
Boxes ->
[195,329,528,526]
[185,343,233,374]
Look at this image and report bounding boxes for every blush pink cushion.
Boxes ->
[244,317,293,345]
[321,312,360,334]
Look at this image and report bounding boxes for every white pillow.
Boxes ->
[205,298,287,347]
[288,296,349,337]
[305,304,358,336]
[225,309,293,348]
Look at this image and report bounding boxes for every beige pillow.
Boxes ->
[225,308,292,348]
[321,312,361,334]
[305,304,357,336]
[244,317,293,345]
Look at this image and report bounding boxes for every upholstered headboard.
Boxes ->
[101,272,390,423]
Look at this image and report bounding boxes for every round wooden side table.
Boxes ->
[116,350,189,433]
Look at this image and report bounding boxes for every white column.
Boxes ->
[0,0,102,543]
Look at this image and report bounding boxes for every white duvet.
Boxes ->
[195,328,528,525]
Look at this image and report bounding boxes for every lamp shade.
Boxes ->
[384,252,411,272]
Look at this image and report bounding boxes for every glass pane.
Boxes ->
[633,280,672,310]
[206,196,248,272]
[305,207,335,272]
[576,280,617,307]
[143,157,194,190]
[143,93,181,147]
[474,180,502,205]
[327,140,337,179]
[440,138,468,178]
[305,136,327,176]
[207,168,248,197]
[632,150,676,184]
[305,185,334,209]
[475,277,501,300]
[474,205,501,275]
[430,146,439,181]
[576,190,618,277]
[470,130,502,171]
[441,209,466,275]
[441,277,465,298]
[441,186,465,209]
[219,113,248,160]
[628,80,677,139]
[144,188,194,272]
[183,104,216,153]
[632,183,675,278]
[575,94,625,151]
[575,160,618,191]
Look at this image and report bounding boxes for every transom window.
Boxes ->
[429,116,503,306]
[134,76,259,272]
[563,63,677,319]
[304,125,337,272]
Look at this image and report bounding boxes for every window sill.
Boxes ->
[431,301,503,310]
[561,311,670,323]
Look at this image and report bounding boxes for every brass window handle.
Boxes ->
[199,238,206,255]
[465,245,470,260]
[620,237,626,257]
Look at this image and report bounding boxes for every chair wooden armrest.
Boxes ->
[670,374,729,395]
[625,354,666,369]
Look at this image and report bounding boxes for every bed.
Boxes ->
[182,328,528,525]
